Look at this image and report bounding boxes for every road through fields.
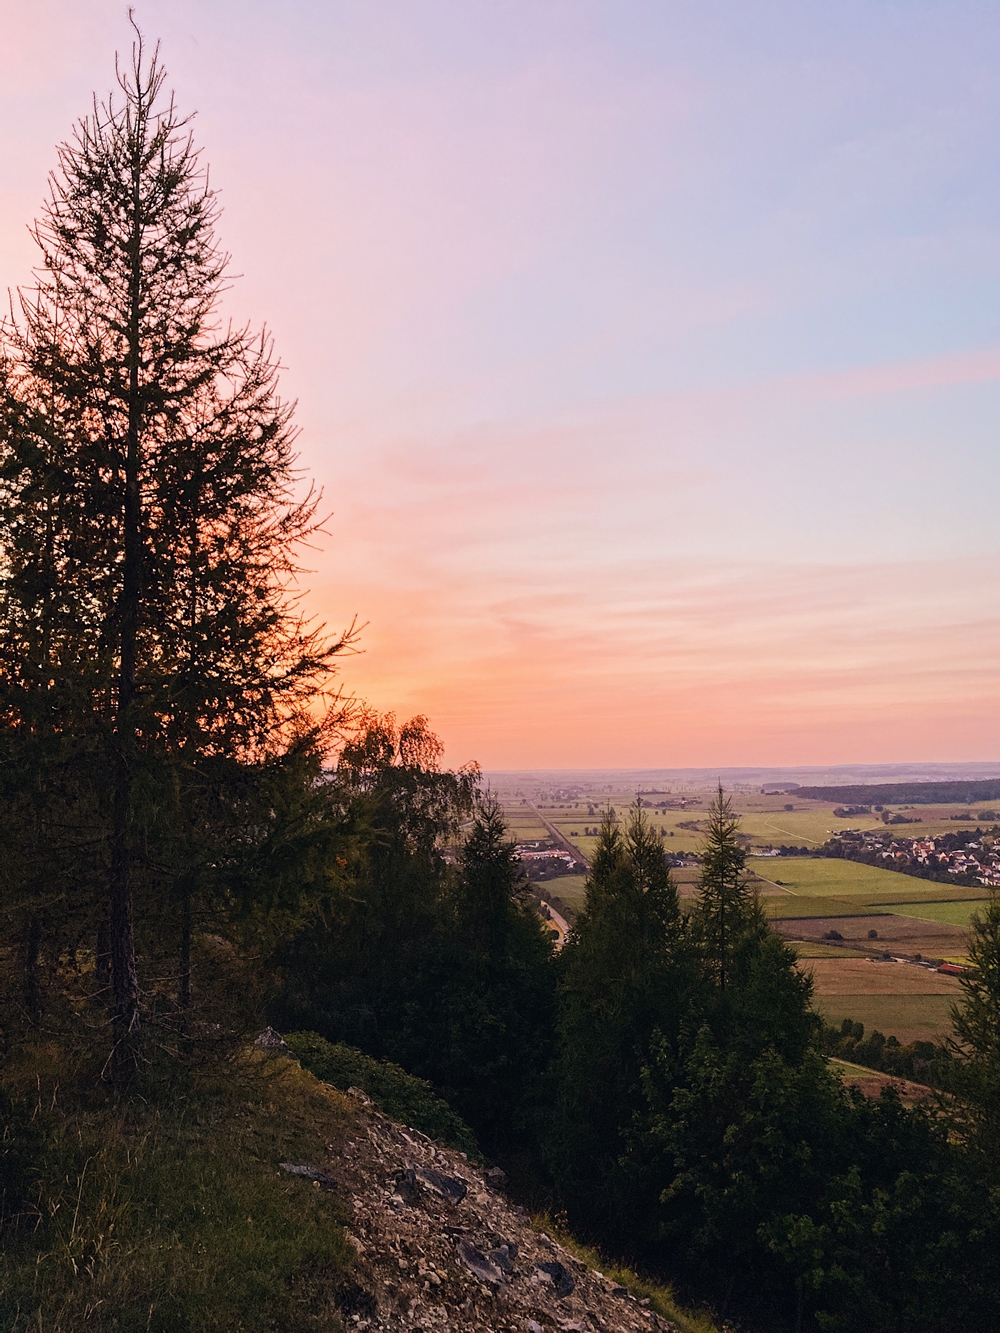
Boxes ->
[528,803,591,872]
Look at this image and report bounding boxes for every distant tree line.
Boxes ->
[796,779,1000,804]
[820,1019,956,1088]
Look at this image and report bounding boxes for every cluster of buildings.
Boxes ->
[514,842,582,882]
[833,828,1000,886]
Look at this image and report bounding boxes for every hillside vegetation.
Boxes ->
[0,1051,357,1331]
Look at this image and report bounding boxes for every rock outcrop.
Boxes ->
[288,1085,680,1332]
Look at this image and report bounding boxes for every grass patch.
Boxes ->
[886,900,984,928]
[738,810,885,846]
[535,1214,722,1333]
[761,858,922,897]
[285,1032,480,1160]
[0,1046,357,1332]
[546,874,588,912]
[859,886,989,905]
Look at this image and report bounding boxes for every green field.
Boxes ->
[501,787,997,863]
[544,874,587,913]
[888,899,986,929]
[857,886,989,905]
[754,857,925,898]
[812,994,956,1043]
[738,808,884,846]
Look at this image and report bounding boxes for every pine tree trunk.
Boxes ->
[109,770,140,1042]
[108,116,146,1055]
[96,916,111,998]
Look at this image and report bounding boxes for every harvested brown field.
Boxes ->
[802,958,963,996]
[775,912,966,958]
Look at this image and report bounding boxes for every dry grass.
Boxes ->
[813,994,956,1044]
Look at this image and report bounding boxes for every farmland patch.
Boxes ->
[887,899,986,929]
[814,995,956,1045]
[766,898,886,920]
[801,958,963,1043]
[757,857,923,897]
[778,912,967,956]
[802,957,963,996]
[547,874,587,914]
[790,941,871,959]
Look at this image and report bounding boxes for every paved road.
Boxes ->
[528,802,591,872]
[520,803,587,950]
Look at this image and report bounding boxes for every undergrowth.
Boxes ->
[0,1044,357,1332]
[285,1031,481,1160]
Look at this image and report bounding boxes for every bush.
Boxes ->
[285,1032,481,1160]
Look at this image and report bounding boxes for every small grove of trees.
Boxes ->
[0,33,352,1070]
[268,711,557,1158]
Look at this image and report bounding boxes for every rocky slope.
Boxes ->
[284,1084,681,1333]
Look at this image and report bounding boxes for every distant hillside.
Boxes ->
[796,779,1000,805]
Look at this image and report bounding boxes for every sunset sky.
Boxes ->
[3,1,1000,767]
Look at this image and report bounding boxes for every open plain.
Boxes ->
[496,780,988,1045]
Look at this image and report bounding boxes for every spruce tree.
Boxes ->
[548,801,690,1244]
[0,32,346,1056]
[411,794,556,1151]
[696,785,753,991]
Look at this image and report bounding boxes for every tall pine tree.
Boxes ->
[0,31,347,1058]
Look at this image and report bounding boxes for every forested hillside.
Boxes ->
[2,36,1000,1333]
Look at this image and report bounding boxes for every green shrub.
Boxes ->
[285,1031,481,1160]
